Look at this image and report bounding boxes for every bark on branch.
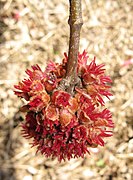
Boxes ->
[58,0,83,95]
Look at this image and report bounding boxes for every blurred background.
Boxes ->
[0,0,133,179]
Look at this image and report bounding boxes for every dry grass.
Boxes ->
[0,0,133,179]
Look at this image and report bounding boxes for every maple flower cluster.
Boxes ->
[14,51,114,161]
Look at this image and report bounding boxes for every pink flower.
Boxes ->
[14,51,114,161]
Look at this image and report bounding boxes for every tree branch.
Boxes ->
[58,0,83,95]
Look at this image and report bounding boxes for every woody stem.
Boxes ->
[58,0,83,95]
[65,0,83,94]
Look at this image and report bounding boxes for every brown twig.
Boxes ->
[58,0,83,95]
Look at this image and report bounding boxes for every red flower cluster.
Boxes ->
[14,51,114,161]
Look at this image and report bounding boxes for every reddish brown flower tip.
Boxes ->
[67,97,79,114]
[14,51,114,161]
[45,104,59,121]
[59,108,74,126]
[52,90,71,107]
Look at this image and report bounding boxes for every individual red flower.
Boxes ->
[42,73,58,92]
[59,108,75,126]
[78,50,89,74]
[52,90,71,107]
[67,97,79,114]
[28,91,50,111]
[45,104,59,121]
[14,51,114,161]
